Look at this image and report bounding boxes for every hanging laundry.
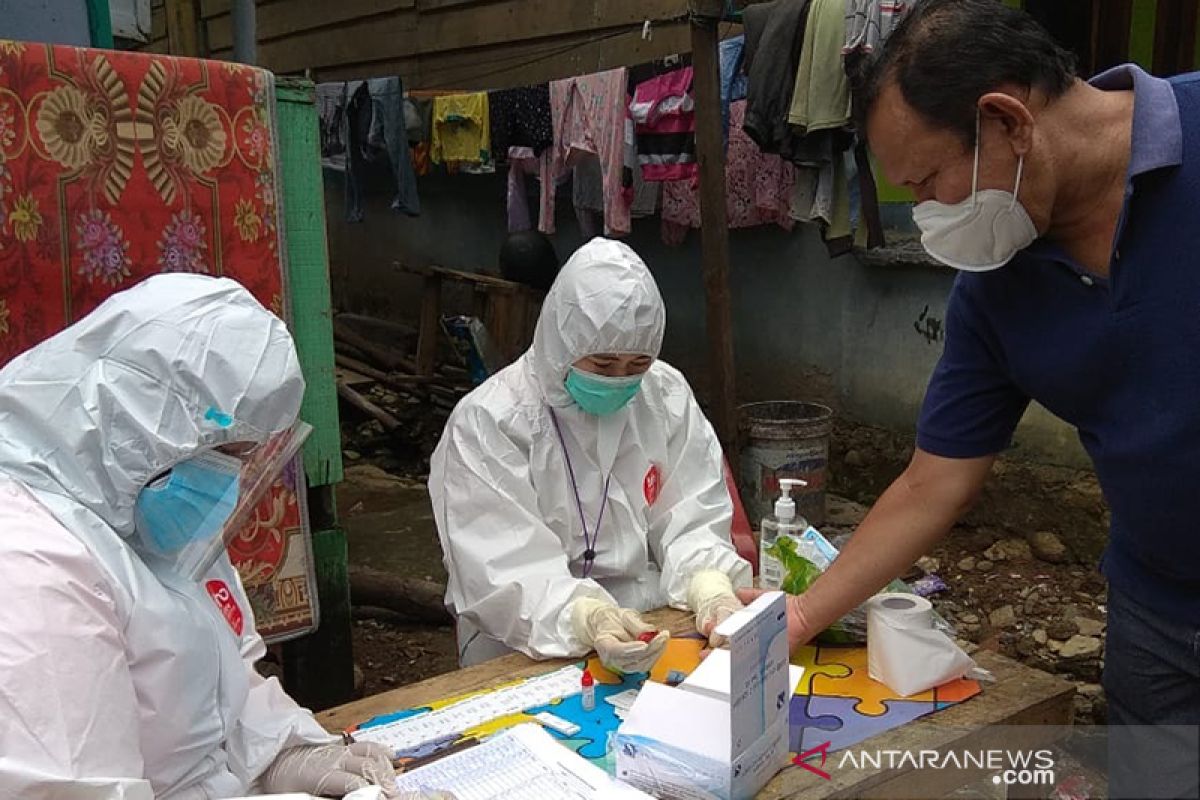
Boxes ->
[431,92,491,165]
[540,68,631,237]
[630,66,697,182]
[489,85,553,162]
[343,82,371,222]
[853,141,886,248]
[660,100,795,243]
[743,0,813,160]
[789,139,857,256]
[341,78,421,223]
[315,83,345,160]
[623,121,660,218]
[506,146,542,232]
[719,35,749,145]
[406,96,433,176]
[844,0,910,55]
[789,0,852,134]
[572,155,606,238]
[370,78,421,216]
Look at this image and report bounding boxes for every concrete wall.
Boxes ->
[324,166,1088,469]
[0,0,91,46]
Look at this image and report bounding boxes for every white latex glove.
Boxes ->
[397,793,458,800]
[688,570,744,647]
[259,741,399,798]
[570,597,670,674]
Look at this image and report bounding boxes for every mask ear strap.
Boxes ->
[1010,155,1025,211]
[971,108,982,207]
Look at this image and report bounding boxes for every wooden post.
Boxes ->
[85,0,114,48]
[416,275,443,376]
[275,78,354,709]
[164,0,200,58]
[689,8,740,468]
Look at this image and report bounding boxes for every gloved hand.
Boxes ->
[396,793,458,800]
[260,741,399,798]
[688,570,744,647]
[570,596,669,674]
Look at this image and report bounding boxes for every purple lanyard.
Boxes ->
[548,407,611,578]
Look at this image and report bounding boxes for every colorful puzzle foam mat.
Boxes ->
[350,635,981,773]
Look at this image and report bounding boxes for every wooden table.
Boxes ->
[319,609,1075,799]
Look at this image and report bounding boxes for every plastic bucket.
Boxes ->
[738,401,835,527]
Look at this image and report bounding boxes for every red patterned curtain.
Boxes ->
[0,40,316,640]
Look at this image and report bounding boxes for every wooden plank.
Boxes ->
[276,77,345,488]
[1094,0,1133,73]
[416,275,443,377]
[412,0,687,58]
[165,0,200,56]
[317,609,1075,800]
[398,262,522,293]
[212,8,420,75]
[86,0,115,47]
[334,365,377,390]
[690,13,739,466]
[205,0,687,80]
[313,19,692,89]
[206,0,415,52]
[1153,0,1199,75]
[417,0,492,10]
[151,4,167,39]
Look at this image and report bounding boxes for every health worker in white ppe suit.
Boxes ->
[430,238,753,673]
[0,274,432,800]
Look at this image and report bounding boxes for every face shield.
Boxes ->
[133,421,312,581]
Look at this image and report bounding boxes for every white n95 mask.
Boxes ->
[912,113,1037,272]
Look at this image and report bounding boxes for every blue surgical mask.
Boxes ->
[134,450,242,554]
[564,367,644,416]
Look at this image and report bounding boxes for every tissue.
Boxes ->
[866,593,976,697]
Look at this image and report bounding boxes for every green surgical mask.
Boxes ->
[564,367,644,415]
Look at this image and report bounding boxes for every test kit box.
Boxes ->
[613,592,802,800]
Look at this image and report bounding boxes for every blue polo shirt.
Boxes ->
[917,65,1200,622]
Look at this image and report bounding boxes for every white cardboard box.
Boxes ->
[614,592,802,800]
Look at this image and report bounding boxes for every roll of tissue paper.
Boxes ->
[866,593,976,697]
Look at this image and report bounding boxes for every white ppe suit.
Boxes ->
[429,238,752,665]
[0,274,335,799]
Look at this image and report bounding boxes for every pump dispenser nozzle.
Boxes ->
[774,478,807,522]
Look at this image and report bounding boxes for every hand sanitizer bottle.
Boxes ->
[758,478,807,589]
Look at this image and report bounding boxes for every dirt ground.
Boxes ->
[338,400,1110,726]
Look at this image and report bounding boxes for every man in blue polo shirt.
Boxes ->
[738,0,1199,796]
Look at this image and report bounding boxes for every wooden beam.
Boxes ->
[689,12,740,464]
[1093,0,1133,73]
[277,77,344,487]
[86,0,115,48]
[165,0,201,56]
[416,275,443,377]
[151,4,167,40]
[311,19,693,88]
[203,0,692,83]
[206,0,415,52]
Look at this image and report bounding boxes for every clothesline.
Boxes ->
[317,0,903,252]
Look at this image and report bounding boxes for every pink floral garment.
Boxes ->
[539,68,632,237]
[661,100,795,242]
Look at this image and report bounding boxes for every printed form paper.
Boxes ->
[394,723,652,800]
[352,665,583,754]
